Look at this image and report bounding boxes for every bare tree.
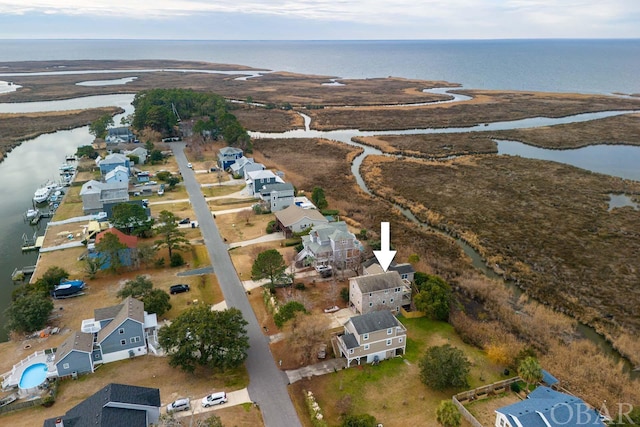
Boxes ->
[288,313,330,365]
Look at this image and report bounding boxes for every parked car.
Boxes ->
[178,217,190,224]
[166,398,190,413]
[187,162,193,169]
[170,284,190,295]
[315,265,333,278]
[201,392,227,408]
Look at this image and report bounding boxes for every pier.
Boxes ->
[21,232,44,252]
[11,265,36,282]
[24,209,53,225]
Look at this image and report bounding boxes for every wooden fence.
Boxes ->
[452,376,521,427]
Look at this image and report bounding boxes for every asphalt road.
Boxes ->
[170,143,302,427]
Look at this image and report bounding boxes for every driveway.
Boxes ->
[170,143,302,427]
[285,358,347,384]
[174,388,252,417]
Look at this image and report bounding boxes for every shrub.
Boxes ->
[510,382,521,393]
[294,282,306,291]
[170,252,185,267]
[274,301,307,328]
[154,257,165,268]
[340,287,350,303]
[266,220,276,234]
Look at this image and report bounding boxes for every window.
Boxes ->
[63,363,69,370]
[382,300,385,305]
[386,339,392,346]
[401,273,408,279]
[369,302,373,307]
[349,349,354,354]
[130,336,141,343]
[363,333,369,340]
[384,289,389,294]
[369,292,372,297]
[399,337,403,343]
[395,287,401,293]
[500,419,505,427]
[364,344,370,350]
[118,328,125,334]
[387,328,393,335]
[390,298,394,303]
[120,339,126,346]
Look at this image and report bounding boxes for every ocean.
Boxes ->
[1,39,640,94]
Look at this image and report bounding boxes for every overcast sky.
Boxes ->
[0,0,638,40]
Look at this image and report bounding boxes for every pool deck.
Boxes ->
[1,350,58,391]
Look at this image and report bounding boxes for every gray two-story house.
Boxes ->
[259,182,295,212]
[218,146,244,170]
[245,169,284,196]
[349,271,412,315]
[336,310,407,367]
[80,180,129,214]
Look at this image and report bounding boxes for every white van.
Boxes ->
[201,391,227,408]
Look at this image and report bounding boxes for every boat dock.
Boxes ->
[24,209,53,225]
[11,265,36,282]
[21,232,44,252]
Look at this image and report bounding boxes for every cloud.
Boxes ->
[0,0,638,39]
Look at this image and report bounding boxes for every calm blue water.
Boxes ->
[19,363,47,389]
[0,39,639,94]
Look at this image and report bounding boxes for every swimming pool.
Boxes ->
[19,363,48,390]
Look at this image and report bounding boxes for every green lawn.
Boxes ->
[291,315,507,427]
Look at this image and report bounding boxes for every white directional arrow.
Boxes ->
[373,222,396,272]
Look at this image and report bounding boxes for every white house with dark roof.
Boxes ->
[349,271,412,315]
[105,126,135,144]
[274,205,328,237]
[259,182,295,212]
[495,386,605,427]
[43,383,161,427]
[335,310,407,367]
[296,221,362,269]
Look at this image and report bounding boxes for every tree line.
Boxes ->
[131,88,251,151]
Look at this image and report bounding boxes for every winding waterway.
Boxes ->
[1,85,638,376]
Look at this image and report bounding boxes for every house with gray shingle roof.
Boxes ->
[80,180,129,214]
[229,156,264,177]
[55,331,95,377]
[296,221,362,270]
[335,310,406,367]
[349,271,412,315]
[274,205,328,237]
[259,182,295,212]
[363,258,416,283]
[99,153,130,176]
[43,383,161,427]
[495,386,605,427]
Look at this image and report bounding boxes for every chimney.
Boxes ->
[55,419,64,427]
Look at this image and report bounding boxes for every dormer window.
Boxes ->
[363,333,369,340]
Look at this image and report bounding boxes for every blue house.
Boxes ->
[43,383,161,427]
[495,386,605,427]
[55,331,94,377]
[105,165,129,184]
[91,297,148,364]
[99,153,130,177]
[218,146,243,170]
